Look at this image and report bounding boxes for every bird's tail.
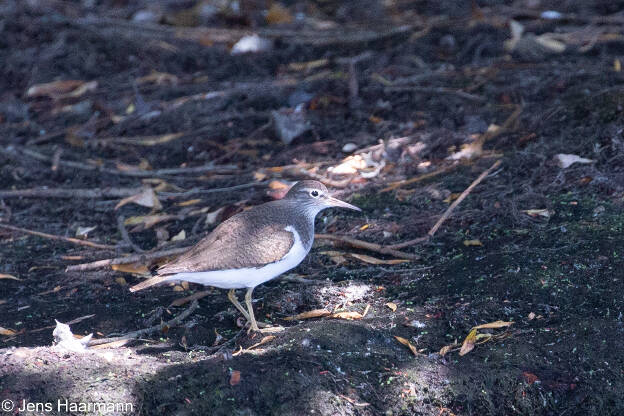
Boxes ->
[129,274,173,292]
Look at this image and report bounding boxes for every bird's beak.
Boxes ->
[325,195,361,212]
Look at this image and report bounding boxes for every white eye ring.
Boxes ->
[310,190,320,197]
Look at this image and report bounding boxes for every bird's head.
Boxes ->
[284,180,361,215]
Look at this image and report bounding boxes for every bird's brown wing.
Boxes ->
[156,218,295,275]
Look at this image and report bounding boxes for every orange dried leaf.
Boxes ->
[177,199,202,207]
[284,309,331,321]
[111,263,150,275]
[0,273,20,281]
[439,344,454,357]
[330,311,363,320]
[394,336,419,356]
[268,180,290,190]
[473,320,514,330]
[459,328,478,356]
[247,335,276,350]
[385,302,397,312]
[0,326,17,336]
[523,371,539,385]
[266,2,293,25]
[230,370,241,386]
[349,253,410,265]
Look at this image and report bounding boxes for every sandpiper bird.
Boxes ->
[130,180,361,332]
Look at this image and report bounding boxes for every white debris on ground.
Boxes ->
[52,320,92,352]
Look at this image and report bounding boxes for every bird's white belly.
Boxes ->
[168,226,308,289]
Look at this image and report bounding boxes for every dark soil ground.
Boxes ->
[1,0,624,415]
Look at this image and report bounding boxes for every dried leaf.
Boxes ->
[111,263,150,275]
[177,199,202,207]
[229,370,241,386]
[0,326,17,336]
[523,209,552,218]
[459,328,478,356]
[395,336,419,356]
[266,3,293,25]
[173,285,185,292]
[554,154,595,169]
[447,141,483,161]
[463,239,483,247]
[253,171,267,181]
[349,253,410,265]
[320,250,348,265]
[27,80,97,99]
[125,214,172,229]
[115,188,162,211]
[328,155,367,175]
[75,226,97,238]
[113,132,185,146]
[137,71,178,85]
[473,320,514,330]
[439,344,455,357]
[523,371,539,385]
[284,309,331,321]
[528,312,536,320]
[247,335,276,350]
[330,311,363,320]
[268,180,291,190]
[171,230,186,241]
[115,277,127,286]
[0,273,21,281]
[205,207,224,226]
[385,302,397,312]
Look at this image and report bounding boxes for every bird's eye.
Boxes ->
[310,190,319,197]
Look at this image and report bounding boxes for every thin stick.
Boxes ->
[381,165,456,193]
[387,159,502,249]
[88,300,199,346]
[116,215,144,253]
[0,145,238,178]
[315,234,420,261]
[0,224,117,250]
[159,180,269,198]
[0,187,143,199]
[384,86,486,102]
[65,246,190,272]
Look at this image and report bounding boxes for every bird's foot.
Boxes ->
[247,324,285,334]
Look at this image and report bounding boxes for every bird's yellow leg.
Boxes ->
[244,287,284,333]
[227,289,250,321]
[244,287,261,332]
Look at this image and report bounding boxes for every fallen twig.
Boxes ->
[0,187,143,199]
[159,180,269,198]
[381,165,457,193]
[0,145,237,178]
[0,224,116,250]
[116,215,145,253]
[315,234,420,261]
[65,246,190,272]
[88,300,199,346]
[384,86,486,102]
[387,159,502,249]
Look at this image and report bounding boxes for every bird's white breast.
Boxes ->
[167,226,309,289]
